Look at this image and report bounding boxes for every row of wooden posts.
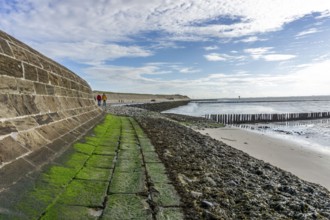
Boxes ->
[205,112,330,124]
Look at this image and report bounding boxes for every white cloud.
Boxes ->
[2,0,330,43]
[296,28,319,37]
[263,54,296,61]
[204,53,227,61]
[32,41,152,65]
[244,47,296,61]
[244,47,273,59]
[179,68,200,73]
[204,46,219,51]
[239,36,267,43]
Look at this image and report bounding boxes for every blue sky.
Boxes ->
[1,0,330,98]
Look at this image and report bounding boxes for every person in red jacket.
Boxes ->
[96,94,102,106]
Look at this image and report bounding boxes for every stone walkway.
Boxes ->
[0,115,183,219]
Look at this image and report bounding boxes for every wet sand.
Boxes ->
[198,127,330,190]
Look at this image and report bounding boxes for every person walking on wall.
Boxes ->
[96,94,102,106]
[102,93,107,108]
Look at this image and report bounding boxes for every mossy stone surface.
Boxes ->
[156,207,185,220]
[76,166,112,181]
[118,149,142,160]
[146,162,167,174]
[109,171,146,193]
[144,152,161,163]
[41,204,99,220]
[86,155,115,169]
[102,194,152,220]
[57,180,108,207]
[3,114,184,219]
[115,158,143,172]
[93,145,117,155]
[153,183,181,206]
[73,142,95,155]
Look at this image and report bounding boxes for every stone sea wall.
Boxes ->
[0,30,104,192]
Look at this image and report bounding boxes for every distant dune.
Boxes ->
[93,91,190,104]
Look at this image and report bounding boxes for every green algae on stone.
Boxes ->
[93,145,117,155]
[57,180,108,207]
[115,158,143,173]
[146,162,167,174]
[43,166,78,187]
[152,183,181,206]
[118,148,142,160]
[139,140,156,152]
[109,171,146,194]
[86,155,116,169]
[120,142,139,150]
[143,152,161,163]
[41,204,99,220]
[102,194,152,220]
[156,207,185,220]
[73,142,95,155]
[62,152,90,170]
[76,166,112,181]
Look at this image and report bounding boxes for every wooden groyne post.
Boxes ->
[205,112,330,124]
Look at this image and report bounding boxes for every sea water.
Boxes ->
[164,96,330,153]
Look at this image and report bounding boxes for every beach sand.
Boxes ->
[198,127,330,190]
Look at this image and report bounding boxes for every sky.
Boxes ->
[1,0,330,99]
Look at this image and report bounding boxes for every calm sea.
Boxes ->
[164,96,330,153]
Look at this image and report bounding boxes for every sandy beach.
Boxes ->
[198,127,330,190]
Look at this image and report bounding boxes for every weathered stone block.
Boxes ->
[48,73,59,86]
[11,117,39,131]
[0,75,17,93]
[0,121,18,136]
[24,63,38,81]
[0,136,28,164]
[0,158,34,189]
[37,68,49,84]
[9,43,29,63]
[16,78,35,94]
[46,138,67,152]
[25,147,55,167]
[49,112,62,121]
[0,94,18,118]
[60,132,77,144]
[25,51,41,67]
[36,125,61,141]
[0,38,13,56]
[8,94,31,116]
[34,96,50,113]
[22,95,39,114]
[0,54,23,78]
[16,130,49,150]
[46,85,55,95]
[39,59,52,72]
[33,114,54,125]
[62,78,71,89]
[34,82,47,95]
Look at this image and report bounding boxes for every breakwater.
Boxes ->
[205,112,330,124]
